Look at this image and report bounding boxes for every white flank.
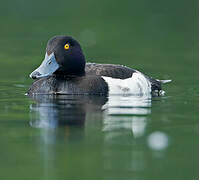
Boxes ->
[102,71,151,95]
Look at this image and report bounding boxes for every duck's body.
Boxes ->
[28,35,168,96]
[28,63,160,96]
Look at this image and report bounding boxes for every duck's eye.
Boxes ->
[64,43,70,50]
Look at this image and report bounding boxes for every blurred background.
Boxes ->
[1,0,199,81]
[0,0,199,179]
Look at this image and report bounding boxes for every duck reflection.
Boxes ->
[102,95,151,138]
[101,95,152,174]
[29,94,108,128]
[29,93,151,138]
[28,94,153,179]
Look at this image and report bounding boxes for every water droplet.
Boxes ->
[147,131,168,151]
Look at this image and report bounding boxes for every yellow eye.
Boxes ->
[64,43,70,50]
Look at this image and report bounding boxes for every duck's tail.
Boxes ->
[158,79,172,84]
[151,79,172,97]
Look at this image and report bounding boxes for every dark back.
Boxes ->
[85,63,162,91]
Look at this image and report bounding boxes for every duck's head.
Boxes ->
[30,36,86,79]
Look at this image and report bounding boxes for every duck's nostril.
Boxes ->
[30,71,41,79]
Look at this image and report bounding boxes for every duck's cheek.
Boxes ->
[29,52,60,79]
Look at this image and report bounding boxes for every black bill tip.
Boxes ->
[30,71,41,79]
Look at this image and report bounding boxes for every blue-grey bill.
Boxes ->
[29,52,59,79]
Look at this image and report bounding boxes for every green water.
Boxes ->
[1,0,199,179]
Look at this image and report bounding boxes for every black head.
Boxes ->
[47,36,86,76]
[30,36,86,79]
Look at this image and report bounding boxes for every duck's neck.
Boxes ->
[54,69,85,77]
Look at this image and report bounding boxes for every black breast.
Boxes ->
[28,75,109,95]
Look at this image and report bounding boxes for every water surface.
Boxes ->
[0,0,199,179]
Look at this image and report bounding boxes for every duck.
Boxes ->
[28,35,170,96]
